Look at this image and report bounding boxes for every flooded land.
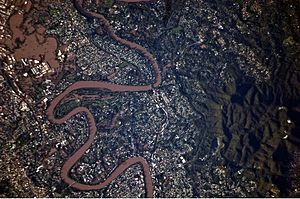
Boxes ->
[0,0,299,197]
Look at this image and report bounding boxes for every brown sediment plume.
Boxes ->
[14,34,58,67]
[0,12,60,71]
[0,14,24,49]
[47,0,160,197]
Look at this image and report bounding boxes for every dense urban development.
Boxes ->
[0,0,300,197]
